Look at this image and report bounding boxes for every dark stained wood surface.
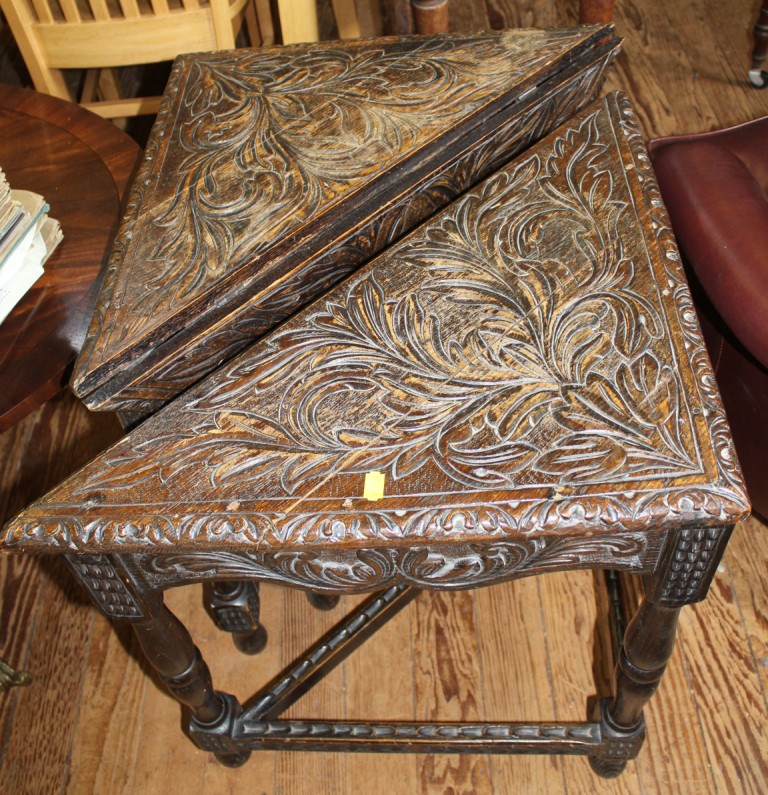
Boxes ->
[0,391,123,793]
[70,26,620,415]
[1,393,767,791]
[0,85,141,431]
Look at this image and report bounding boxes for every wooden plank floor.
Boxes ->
[2,0,768,791]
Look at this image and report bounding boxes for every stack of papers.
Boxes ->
[0,168,63,325]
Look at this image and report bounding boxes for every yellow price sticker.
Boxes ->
[363,471,386,501]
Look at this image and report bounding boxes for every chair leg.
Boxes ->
[390,0,414,34]
[205,581,268,655]
[276,0,319,43]
[255,0,276,46]
[749,0,768,87]
[411,0,449,34]
[332,0,361,38]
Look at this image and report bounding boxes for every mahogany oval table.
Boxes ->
[0,85,141,431]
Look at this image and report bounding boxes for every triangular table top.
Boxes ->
[71,26,620,415]
[4,92,748,555]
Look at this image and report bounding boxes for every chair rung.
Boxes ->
[82,95,163,118]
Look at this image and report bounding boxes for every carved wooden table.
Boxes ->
[2,92,749,777]
[69,26,620,419]
[0,85,141,431]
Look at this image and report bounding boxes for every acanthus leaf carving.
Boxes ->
[133,532,651,592]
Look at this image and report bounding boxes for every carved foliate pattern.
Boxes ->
[74,58,185,382]
[614,98,745,498]
[133,533,651,592]
[86,55,615,413]
[1,501,682,552]
[135,34,582,312]
[81,102,698,491]
[4,93,748,554]
[72,27,618,403]
[65,554,143,619]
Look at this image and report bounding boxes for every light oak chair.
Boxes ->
[278,0,360,44]
[0,0,272,118]
[1,0,365,119]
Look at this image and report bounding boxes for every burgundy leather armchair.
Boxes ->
[648,117,768,518]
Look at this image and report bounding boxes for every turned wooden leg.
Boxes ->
[306,591,340,611]
[412,0,449,34]
[589,524,733,775]
[750,0,768,87]
[590,597,680,777]
[205,581,268,655]
[132,594,224,724]
[390,0,414,34]
[133,592,250,766]
[579,0,615,24]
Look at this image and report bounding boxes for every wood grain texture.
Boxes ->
[676,561,768,792]
[343,595,420,793]
[413,591,492,793]
[276,589,348,795]
[475,574,567,791]
[538,571,641,794]
[0,79,749,777]
[615,573,716,792]
[0,391,122,794]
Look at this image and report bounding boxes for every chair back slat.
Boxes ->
[2,0,284,118]
[30,0,55,23]
[209,0,234,46]
[117,0,140,18]
[120,0,141,19]
[148,0,169,15]
[87,0,110,20]
[58,0,81,22]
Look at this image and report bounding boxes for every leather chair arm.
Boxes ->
[649,139,768,370]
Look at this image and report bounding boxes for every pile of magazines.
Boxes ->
[0,167,62,325]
